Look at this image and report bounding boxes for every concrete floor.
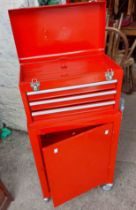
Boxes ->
[0,93,136,210]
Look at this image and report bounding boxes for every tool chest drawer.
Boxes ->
[42,123,113,206]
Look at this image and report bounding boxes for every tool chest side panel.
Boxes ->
[107,112,122,183]
[28,130,51,198]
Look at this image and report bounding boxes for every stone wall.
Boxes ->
[0,0,38,131]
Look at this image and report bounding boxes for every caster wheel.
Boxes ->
[102,183,113,191]
[43,198,50,202]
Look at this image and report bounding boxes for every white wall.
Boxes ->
[0,0,38,131]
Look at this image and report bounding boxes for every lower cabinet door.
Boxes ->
[42,124,113,207]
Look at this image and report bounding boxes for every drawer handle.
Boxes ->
[27,80,117,96]
[29,90,117,106]
[32,101,115,117]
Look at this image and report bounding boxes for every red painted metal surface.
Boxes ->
[43,123,113,206]
[9,1,123,207]
[9,2,105,62]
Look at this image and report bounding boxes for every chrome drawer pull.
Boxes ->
[27,80,117,96]
[32,101,115,116]
[29,90,117,106]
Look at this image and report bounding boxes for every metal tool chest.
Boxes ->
[9,1,123,207]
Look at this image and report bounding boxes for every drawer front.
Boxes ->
[43,123,113,206]
[30,90,116,111]
[27,80,117,121]
[27,79,117,101]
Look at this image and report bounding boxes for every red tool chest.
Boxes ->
[9,1,123,207]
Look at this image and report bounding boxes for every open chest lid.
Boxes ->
[9,1,106,63]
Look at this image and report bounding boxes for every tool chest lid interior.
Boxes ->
[9,1,106,62]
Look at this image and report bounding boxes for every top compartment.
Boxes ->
[9,1,106,63]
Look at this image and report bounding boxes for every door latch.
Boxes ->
[30,79,40,91]
[54,148,59,154]
[104,130,109,135]
[105,69,114,81]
